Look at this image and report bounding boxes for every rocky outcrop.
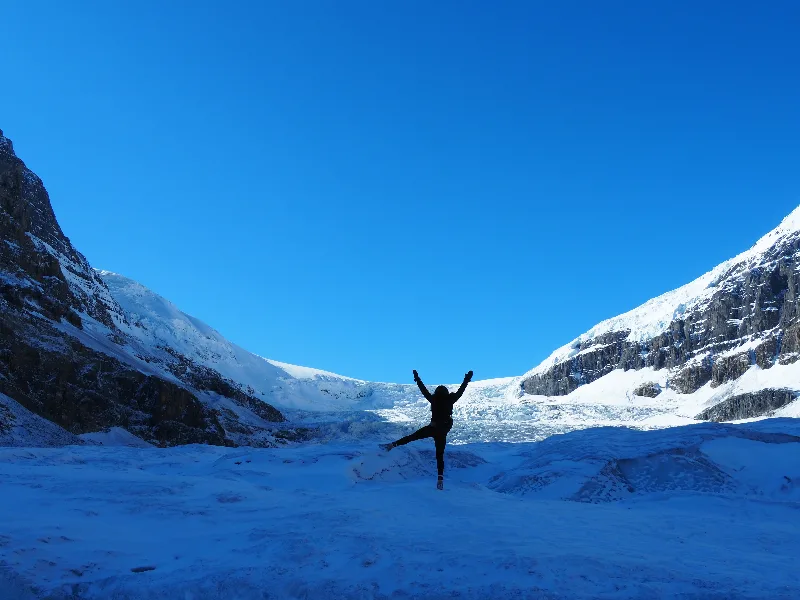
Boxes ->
[669,357,714,395]
[523,215,800,398]
[0,402,12,434]
[0,300,230,446]
[633,382,662,398]
[696,389,797,422]
[0,127,288,446]
[0,128,121,329]
[710,352,752,387]
[164,349,285,423]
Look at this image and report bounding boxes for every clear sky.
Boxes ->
[2,1,799,384]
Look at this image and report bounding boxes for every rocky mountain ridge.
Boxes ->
[521,207,800,419]
[0,127,295,446]
[2,124,798,447]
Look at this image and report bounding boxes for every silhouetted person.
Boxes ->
[381,369,473,490]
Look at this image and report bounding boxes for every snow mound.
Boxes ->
[79,427,153,448]
[1,421,799,599]
[0,393,81,448]
[350,447,485,482]
[489,419,800,502]
[264,359,360,382]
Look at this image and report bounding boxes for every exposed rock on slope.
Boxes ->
[522,207,800,419]
[633,382,661,398]
[696,389,798,422]
[0,129,120,329]
[96,270,406,414]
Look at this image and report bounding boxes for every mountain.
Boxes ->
[521,207,800,421]
[2,125,798,451]
[96,270,416,412]
[0,127,413,448]
[97,205,800,439]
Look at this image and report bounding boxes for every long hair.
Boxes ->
[433,385,449,399]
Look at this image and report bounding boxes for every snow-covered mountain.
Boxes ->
[0,127,410,448]
[0,125,461,447]
[2,123,799,451]
[93,207,800,443]
[521,206,800,422]
[96,270,417,413]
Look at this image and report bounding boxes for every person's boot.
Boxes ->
[437,475,444,490]
[379,443,394,453]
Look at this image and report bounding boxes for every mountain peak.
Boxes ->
[523,204,800,398]
[0,128,14,155]
[748,204,800,256]
[777,204,800,231]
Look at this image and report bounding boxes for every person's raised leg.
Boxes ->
[382,425,435,452]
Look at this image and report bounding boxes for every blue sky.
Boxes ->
[2,1,799,383]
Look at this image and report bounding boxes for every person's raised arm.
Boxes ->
[413,369,433,402]
[452,370,474,402]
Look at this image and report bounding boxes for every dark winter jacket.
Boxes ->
[415,377,470,426]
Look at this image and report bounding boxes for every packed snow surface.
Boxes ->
[78,428,153,449]
[1,419,799,600]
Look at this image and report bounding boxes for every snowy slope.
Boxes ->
[98,262,800,443]
[97,270,434,412]
[96,272,577,443]
[528,205,800,377]
[0,393,82,448]
[46,205,800,442]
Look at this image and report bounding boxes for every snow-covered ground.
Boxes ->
[1,418,799,599]
[2,268,798,600]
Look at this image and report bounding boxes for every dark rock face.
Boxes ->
[0,402,12,434]
[669,358,714,395]
[710,353,752,388]
[0,128,286,446]
[0,315,228,446]
[633,382,662,398]
[164,351,285,423]
[523,221,800,398]
[696,389,797,422]
[0,128,120,329]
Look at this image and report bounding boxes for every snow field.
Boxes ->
[1,418,799,600]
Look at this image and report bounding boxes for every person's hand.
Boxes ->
[465,370,473,382]
[413,369,420,381]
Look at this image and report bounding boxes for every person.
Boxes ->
[381,369,473,490]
